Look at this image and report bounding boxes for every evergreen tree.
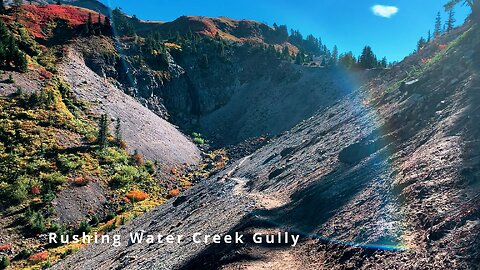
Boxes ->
[0,0,5,13]
[446,9,456,31]
[338,52,357,69]
[331,45,338,66]
[282,46,290,60]
[199,54,209,70]
[380,57,388,68]
[56,0,62,5]
[434,12,442,38]
[104,16,111,27]
[358,46,377,69]
[0,20,28,72]
[111,7,136,36]
[427,30,432,42]
[114,118,122,143]
[97,114,109,149]
[445,0,480,21]
[87,13,94,35]
[295,50,304,65]
[417,36,427,51]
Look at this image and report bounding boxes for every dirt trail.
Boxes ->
[225,156,287,210]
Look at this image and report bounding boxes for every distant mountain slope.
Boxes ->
[4,0,110,14]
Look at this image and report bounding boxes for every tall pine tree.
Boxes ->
[358,46,377,69]
[97,114,109,149]
[417,36,427,51]
[446,9,456,31]
[0,0,5,13]
[434,12,442,38]
[331,45,338,66]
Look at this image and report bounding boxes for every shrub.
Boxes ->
[119,140,128,150]
[77,220,91,234]
[14,249,32,260]
[41,172,66,192]
[15,86,23,96]
[125,190,148,202]
[73,175,91,186]
[7,175,29,204]
[0,244,12,252]
[29,178,43,195]
[28,251,48,263]
[90,215,99,226]
[57,154,85,173]
[192,132,205,145]
[144,160,155,174]
[132,151,145,166]
[30,184,41,195]
[168,189,180,198]
[104,218,117,232]
[6,74,14,84]
[110,165,140,188]
[25,209,47,234]
[0,255,10,269]
[193,137,205,145]
[97,147,128,165]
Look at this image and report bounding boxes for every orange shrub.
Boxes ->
[125,190,148,202]
[168,189,180,198]
[439,44,448,50]
[28,251,48,263]
[73,176,90,186]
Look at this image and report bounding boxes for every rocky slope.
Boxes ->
[59,45,201,167]
[80,28,344,146]
[52,15,480,270]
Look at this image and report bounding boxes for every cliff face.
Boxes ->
[78,32,350,146]
[52,23,480,270]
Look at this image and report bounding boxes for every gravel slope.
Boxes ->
[59,48,201,167]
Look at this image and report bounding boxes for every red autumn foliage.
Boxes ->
[0,244,13,251]
[28,251,48,263]
[18,4,105,39]
[125,190,148,202]
[30,185,41,195]
[439,44,448,50]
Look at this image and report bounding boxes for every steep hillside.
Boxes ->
[0,5,203,269]
[52,22,480,270]
[78,17,343,146]
[4,0,110,15]
[59,45,200,167]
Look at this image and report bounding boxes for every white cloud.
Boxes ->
[371,5,399,18]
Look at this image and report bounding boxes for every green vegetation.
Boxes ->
[97,114,109,149]
[192,132,205,145]
[0,255,10,270]
[0,20,27,72]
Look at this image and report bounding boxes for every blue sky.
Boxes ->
[100,0,470,62]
